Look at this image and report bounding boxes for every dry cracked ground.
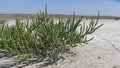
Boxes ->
[0,19,120,68]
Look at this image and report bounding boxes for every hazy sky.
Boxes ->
[0,0,120,16]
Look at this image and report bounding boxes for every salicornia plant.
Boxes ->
[0,19,6,24]
[0,7,103,62]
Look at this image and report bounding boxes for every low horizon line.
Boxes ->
[0,13,120,19]
[0,13,119,17]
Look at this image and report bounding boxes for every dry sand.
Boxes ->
[1,19,120,68]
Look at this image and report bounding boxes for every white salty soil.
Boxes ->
[1,19,120,68]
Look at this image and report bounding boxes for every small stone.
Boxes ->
[112,65,120,68]
[97,56,101,59]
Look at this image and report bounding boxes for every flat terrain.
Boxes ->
[1,19,120,68]
[0,14,120,19]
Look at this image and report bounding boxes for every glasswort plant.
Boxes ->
[0,9,103,62]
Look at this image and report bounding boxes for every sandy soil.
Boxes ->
[1,19,120,68]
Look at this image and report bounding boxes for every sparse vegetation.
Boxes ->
[0,7,103,62]
[114,17,119,20]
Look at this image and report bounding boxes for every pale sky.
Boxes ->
[0,0,120,16]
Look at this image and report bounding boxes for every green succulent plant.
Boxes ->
[0,19,6,24]
[0,7,103,62]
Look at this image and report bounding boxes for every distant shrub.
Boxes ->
[0,8,103,62]
[114,17,120,20]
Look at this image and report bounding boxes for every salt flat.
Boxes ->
[1,19,120,68]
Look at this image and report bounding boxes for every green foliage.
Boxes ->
[0,10,103,61]
[0,19,6,25]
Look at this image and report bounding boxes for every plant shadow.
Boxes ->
[0,50,66,68]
